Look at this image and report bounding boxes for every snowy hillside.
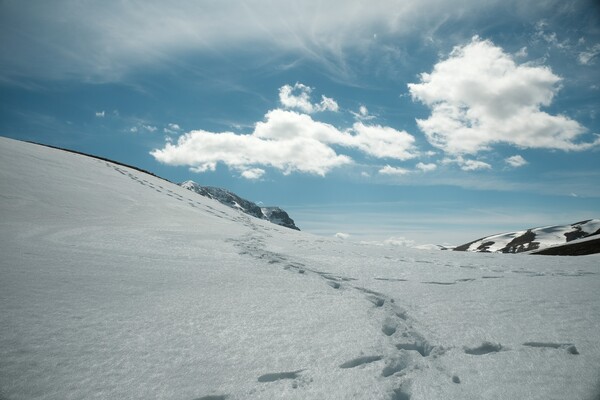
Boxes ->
[1,137,599,400]
[533,235,600,256]
[454,219,600,254]
[180,180,300,230]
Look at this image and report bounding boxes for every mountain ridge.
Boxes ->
[454,219,600,255]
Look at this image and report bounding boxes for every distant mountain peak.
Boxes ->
[454,219,600,255]
[180,180,300,230]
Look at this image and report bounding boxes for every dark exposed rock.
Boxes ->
[260,207,300,230]
[532,237,600,256]
[499,230,539,253]
[453,239,480,252]
[476,241,496,252]
[564,220,598,242]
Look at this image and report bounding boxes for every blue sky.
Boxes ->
[1,0,599,245]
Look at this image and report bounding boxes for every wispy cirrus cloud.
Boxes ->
[142,125,157,133]
[578,43,600,65]
[1,0,580,83]
[351,105,375,121]
[409,36,600,155]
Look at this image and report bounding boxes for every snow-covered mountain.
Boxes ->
[532,235,600,256]
[454,219,600,254]
[1,137,599,400]
[180,180,300,230]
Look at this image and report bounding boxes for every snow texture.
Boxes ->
[1,137,599,400]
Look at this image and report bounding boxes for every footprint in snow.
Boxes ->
[257,370,303,382]
[323,273,356,282]
[382,318,398,336]
[374,277,408,282]
[523,342,579,354]
[396,341,433,357]
[464,341,504,355]
[381,354,411,377]
[391,387,411,400]
[339,355,383,369]
[368,296,385,307]
[327,281,341,289]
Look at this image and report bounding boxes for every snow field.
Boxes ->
[1,137,599,400]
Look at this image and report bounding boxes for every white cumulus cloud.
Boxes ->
[416,162,437,172]
[151,104,417,177]
[164,123,182,134]
[279,83,339,113]
[505,155,528,167]
[319,96,340,113]
[253,109,416,160]
[379,165,410,176]
[240,168,265,180]
[461,159,492,171]
[350,122,416,160]
[408,36,599,154]
[442,156,491,171]
[152,127,350,176]
[95,110,105,117]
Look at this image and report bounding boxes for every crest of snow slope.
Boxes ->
[455,220,600,254]
[180,180,300,231]
[0,137,599,400]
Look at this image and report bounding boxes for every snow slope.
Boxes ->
[454,220,600,254]
[1,137,599,400]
